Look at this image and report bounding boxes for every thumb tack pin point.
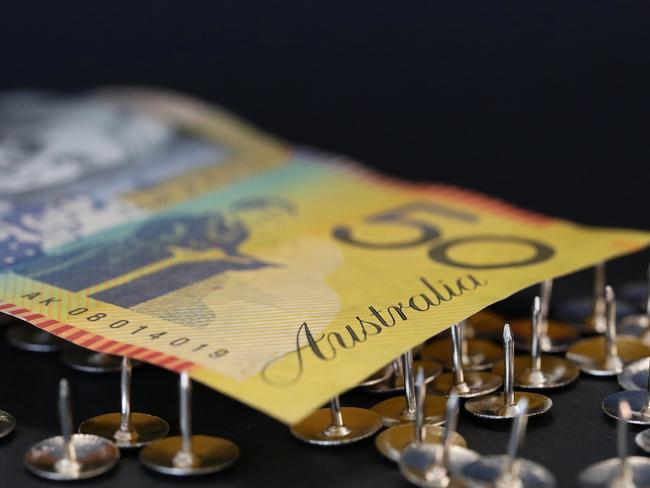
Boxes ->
[24,379,120,480]
[603,359,650,425]
[579,400,650,487]
[510,280,579,353]
[62,344,142,373]
[291,394,382,446]
[462,397,557,488]
[428,323,502,398]
[7,323,63,352]
[465,324,552,419]
[422,320,503,371]
[493,296,579,389]
[398,391,479,487]
[140,371,240,475]
[363,353,442,393]
[567,286,650,376]
[375,368,466,462]
[618,263,650,339]
[371,349,448,426]
[78,357,169,448]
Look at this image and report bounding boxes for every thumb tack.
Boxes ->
[363,353,442,394]
[558,263,634,335]
[371,350,448,426]
[462,397,556,487]
[567,286,650,376]
[492,296,579,389]
[603,359,650,425]
[579,400,650,487]
[24,379,120,480]
[618,263,650,338]
[358,365,393,388]
[375,368,466,462]
[510,280,578,353]
[463,309,506,340]
[140,371,240,475]
[618,357,650,391]
[62,344,142,373]
[429,323,502,398]
[398,392,479,487]
[290,394,382,446]
[465,324,552,419]
[7,324,63,352]
[78,356,169,448]
[422,320,502,371]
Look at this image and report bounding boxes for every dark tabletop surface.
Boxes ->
[2,1,650,486]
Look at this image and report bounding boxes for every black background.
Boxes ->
[1,1,650,487]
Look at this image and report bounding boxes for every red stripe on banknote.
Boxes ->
[36,319,58,329]
[23,314,44,321]
[171,361,195,372]
[66,330,87,342]
[80,335,103,347]
[51,325,73,335]
[9,308,28,315]
[0,303,16,310]
[96,340,117,352]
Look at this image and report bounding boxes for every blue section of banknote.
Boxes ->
[0,92,228,270]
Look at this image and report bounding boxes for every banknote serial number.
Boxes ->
[19,292,228,359]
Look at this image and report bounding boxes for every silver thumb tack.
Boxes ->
[24,379,120,480]
[579,400,650,487]
[462,397,556,487]
[140,371,240,475]
[78,356,169,448]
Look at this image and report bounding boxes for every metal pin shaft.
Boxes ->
[618,401,632,482]
[451,324,465,385]
[329,396,344,428]
[58,379,77,464]
[440,392,459,469]
[403,350,417,415]
[531,296,542,374]
[645,360,650,412]
[605,286,618,360]
[503,397,529,478]
[179,371,193,457]
[539,280,552,338]
[504,324,515,407]
[119,357,132,433]
[593,263,606,320]
[645,263,650,317]
[414,367,426,444]
[459,320,470,364]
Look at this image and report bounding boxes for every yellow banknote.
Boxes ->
[0,88,648,424]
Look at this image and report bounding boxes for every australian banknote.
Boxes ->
[0,87,648,423]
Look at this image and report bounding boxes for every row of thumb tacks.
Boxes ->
[287,262,650,487]
[0,357,240,480]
